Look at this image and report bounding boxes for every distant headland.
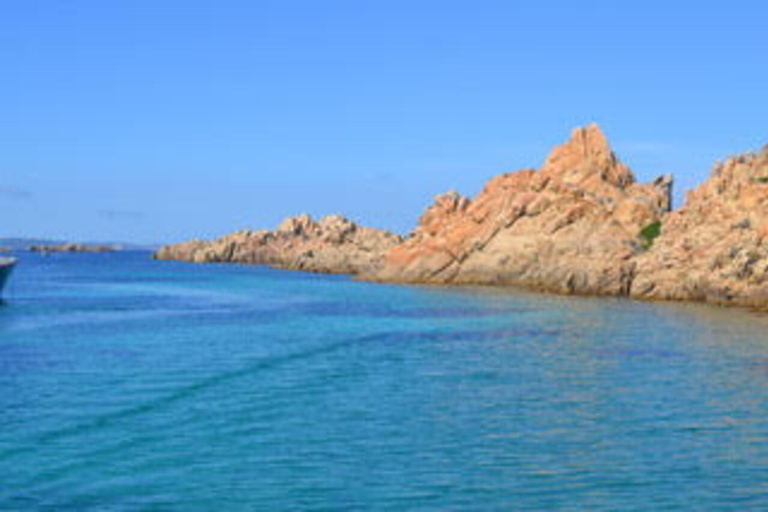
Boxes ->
[0,238,157,253]
[29,243,118,254]
[156,125,768,310]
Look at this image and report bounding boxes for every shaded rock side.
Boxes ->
[633,146,768,307]
[365,124,673,296]
[154,214,403,275]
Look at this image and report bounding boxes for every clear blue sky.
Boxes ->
[1,1,766,244]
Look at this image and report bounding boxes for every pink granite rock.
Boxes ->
[365,125,673,296]
[155,214,402,275]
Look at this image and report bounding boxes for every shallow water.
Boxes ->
[1,251,768,510]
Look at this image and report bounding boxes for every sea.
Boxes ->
[1,251,768,510]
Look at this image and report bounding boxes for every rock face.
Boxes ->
[632,146,768,307]
[154,214,403,275]
[365,125,673,296]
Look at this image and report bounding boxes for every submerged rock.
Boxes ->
[364,124,673,296]
[154,214,403,275]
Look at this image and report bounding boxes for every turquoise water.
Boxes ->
[2,252,768,510]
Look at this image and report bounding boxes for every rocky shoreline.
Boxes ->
[154,214,403,276]
[156,125,768,309]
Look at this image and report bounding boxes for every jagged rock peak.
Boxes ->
[365,124,672,296]
[276,213,317,235]
[276,213,361,236]
[542,123,634,189]
[434,190,470,212]
[414,190,471,237]
[318,214,354,230]
[710,145,768,186]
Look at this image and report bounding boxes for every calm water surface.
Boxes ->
[1,251,768,510]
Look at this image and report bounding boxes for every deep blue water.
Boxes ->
[2,251,768,510]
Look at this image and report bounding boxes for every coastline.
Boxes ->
[155,125,768,312]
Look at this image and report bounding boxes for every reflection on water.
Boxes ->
[0,251,767,509]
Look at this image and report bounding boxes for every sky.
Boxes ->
[1,1,766,245]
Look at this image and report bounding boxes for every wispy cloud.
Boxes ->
[0,186,33,201]
[98,209,145,221]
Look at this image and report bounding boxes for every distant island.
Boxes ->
[157,124,768,310]
[29,243,118,253]
[0,237,63,251]
[0,238,158,253]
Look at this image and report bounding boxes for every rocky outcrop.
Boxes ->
[154,124,768,310]
[632,146,768,307]
[29,243,117,253]
[154,214,403,275]
[364,125,674,296]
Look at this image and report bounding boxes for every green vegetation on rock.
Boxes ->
[639,220,662,250]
